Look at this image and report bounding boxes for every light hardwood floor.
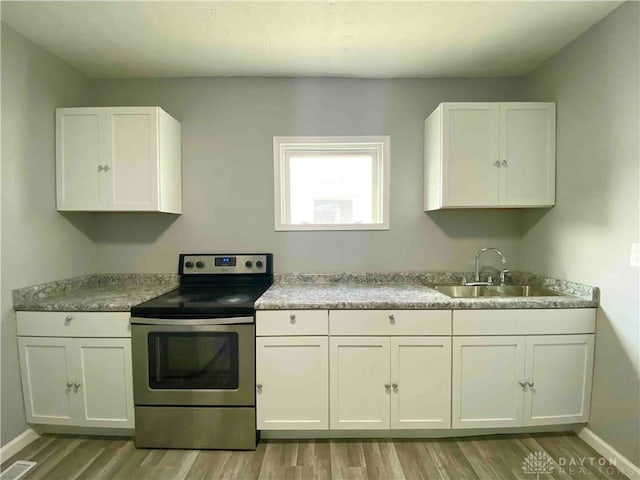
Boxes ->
[0,433,628,480]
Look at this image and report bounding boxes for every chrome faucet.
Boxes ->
[466,247,508,286]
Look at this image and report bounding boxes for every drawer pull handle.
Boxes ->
[289,314,296,324]
[388,314,395,324]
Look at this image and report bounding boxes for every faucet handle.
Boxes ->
[500,269,510,285]
[487,275,493,285]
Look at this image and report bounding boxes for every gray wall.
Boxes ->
[1,24,98,445]
[521,2,640,465]
[91,77,526,274]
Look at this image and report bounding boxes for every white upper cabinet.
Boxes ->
[56,107,182,213]
[424,102,555,210]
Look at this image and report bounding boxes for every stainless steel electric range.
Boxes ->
[130,253,273,450]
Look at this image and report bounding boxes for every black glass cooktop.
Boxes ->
[131,285,270,318]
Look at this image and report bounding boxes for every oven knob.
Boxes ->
[196,261,205,269]
[245,261,253,268]
[185,261,194,268]
[256,260,263,268]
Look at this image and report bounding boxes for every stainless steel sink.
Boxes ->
[429,285,502,298]
[429,284,561,298]
[489,285,561,297]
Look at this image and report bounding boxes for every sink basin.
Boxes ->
[429,284,561,298]
[429,285,503,298]
[489,285,561,297]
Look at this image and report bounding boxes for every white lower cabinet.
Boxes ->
[452,334,594,429]
[391,337,452,429]
[17,311,134,429]
[256,336,329,430]
[330,337,391,430]
[18,337,134,428]
[330,336,451,430]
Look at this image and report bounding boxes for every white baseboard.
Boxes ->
[578,427,640,479]
[0,428,40,463]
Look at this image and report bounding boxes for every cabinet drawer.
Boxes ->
[453,308,596,335]
[16,312,131,338]
[330,310,451,336]
[257,310,328,336]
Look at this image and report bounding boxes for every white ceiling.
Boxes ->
[1,1,623,79]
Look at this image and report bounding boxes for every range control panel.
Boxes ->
[181,254,269,274]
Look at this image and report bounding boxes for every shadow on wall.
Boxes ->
[59,212,180,243]
[427,208,539,239]
[590,307,640,465]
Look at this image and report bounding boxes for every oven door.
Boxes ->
[131,318,255,406]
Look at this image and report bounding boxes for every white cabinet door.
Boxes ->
[330,337,390,430]
[73,338,134,428]
[524,335,594,426]
[441,103,500,207]
[390,337,451,429]
[425,102,556,210]
[107,108,160,211]
[56,107,181,213]
[56,108,106,210]
[452,336,525,429]
[257,336,328,430]
[18,337,75,425]
[500,103,556,206]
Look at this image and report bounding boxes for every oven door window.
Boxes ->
[148,332,239,389]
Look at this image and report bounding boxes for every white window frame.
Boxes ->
[273,136,390,231]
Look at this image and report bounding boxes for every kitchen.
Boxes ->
[1,1,638,479]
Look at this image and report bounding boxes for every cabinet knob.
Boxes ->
[73,383,81,392]
[502,160,508,167]
[65,315,73,324]
[526,381,535,388]
[103,165,110,172]
[256,383,263,391]
[66,381,74,388]
[518,381,527,388]
[289,314,296,324]
[392,383,398,390]
[97,165,104,172]
[384,383,391,391]
[388,314,395,324]
[494,161,501,167]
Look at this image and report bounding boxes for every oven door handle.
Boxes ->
[130,316,254,326]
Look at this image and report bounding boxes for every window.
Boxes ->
[273,136,390,231]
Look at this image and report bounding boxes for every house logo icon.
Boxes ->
[522,451,555,479]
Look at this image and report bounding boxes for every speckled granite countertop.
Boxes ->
[255,272,599,310]
[13,271,599,312]
[13,274,179,312]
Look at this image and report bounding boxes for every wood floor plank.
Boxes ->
[361,439,405,480]
[22,437,84,480]
[424,438,479,480]
[182,450,233,479]
[396,439,449,480]
[41,438,107,480]
[457,436,517,480]
[0,436,56,470]
[330,440,368,480]
[74,439,135,480]
[532,434,614,480]
[5,432,627,480]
